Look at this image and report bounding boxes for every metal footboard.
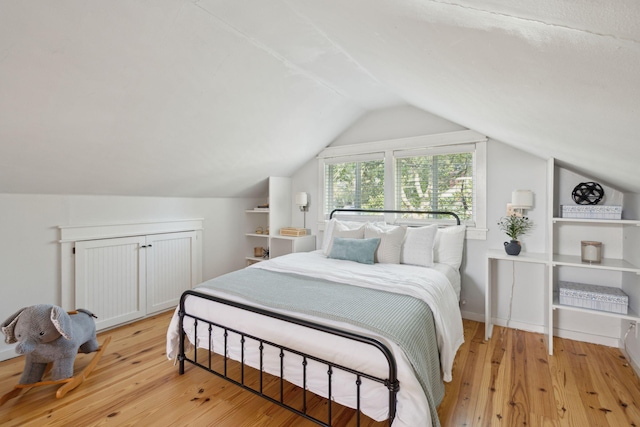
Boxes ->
[178,290,399,427]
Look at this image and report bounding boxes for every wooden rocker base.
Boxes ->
[0,335,111,406]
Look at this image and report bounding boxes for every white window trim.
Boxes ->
[317,130,487,240]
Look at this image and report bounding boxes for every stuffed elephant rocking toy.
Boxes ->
[1,304,99,384]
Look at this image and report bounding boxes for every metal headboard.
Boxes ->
[329,208,461,225]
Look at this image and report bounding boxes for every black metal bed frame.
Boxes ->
[178,291,398,426]
[329,208,461,225]
[177,209,461,426]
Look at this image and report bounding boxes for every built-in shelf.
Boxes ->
[544,157,640,355]
[244,177,316,264]
[552,295,640,322]
[552,254,640,273]
[552,217,640,226]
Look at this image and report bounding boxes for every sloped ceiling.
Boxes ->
[1,1,638,197]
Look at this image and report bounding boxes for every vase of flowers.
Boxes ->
[498,214,534,255]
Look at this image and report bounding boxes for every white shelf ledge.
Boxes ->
[552,254,640,273]
[245,233,269,238]
[486,249,548,264]
[552,295,640,322]
[552,217,640,226]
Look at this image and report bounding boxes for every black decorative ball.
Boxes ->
[571,182,604,205]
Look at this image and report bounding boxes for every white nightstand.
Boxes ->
[485,249,549,341]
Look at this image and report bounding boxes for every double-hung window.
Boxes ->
[395,145,475,222]
[318,131,487,239]
[323,153,385,213]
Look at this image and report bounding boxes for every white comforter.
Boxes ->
[166,251,464,426]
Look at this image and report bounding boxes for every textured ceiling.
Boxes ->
[0,1,638,197]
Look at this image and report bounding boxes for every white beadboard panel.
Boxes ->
[146,232,197,314]
[75,236,146,330]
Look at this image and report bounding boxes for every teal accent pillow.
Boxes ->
[328,237,381,264]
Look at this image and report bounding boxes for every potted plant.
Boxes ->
[498,214,534,255]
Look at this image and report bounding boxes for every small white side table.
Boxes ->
[485,249,549,340]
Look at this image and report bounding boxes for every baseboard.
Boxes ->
[463,310,623,349]
[460,310,484,323]
[488,317,545,334]
[553,327,620,348]
[461,312,545,334]
[0,347,18,363]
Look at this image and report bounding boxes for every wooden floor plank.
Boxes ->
[489,327,514,427]
[444,320,488,425]
[525,332,556,420]
[506,329,532,426]
[546,337,591,426]
[1,313,640,426]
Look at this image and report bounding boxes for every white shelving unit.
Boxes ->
[485,160,639,355]
[245,177,316,264]
[546,158,640,354]
[245,208,270,263]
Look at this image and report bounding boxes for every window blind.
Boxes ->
[396,151,474,221]
[324,158,385,214]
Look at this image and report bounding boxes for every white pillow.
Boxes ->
[400,224,438,267]
[364,223,406,264]
[323,221,365,256]
[322,219,369,252]
[434,225,466,269]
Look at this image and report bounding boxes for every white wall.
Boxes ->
[0,194,257,361]
[329,105,466,146]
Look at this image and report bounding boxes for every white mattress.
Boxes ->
[167,251,464,427]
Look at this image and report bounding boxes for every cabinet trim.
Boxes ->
[59,218,204,242]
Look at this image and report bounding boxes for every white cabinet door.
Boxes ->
[146,231,198,314]
[75,236,147,330]
[75,231,199,330]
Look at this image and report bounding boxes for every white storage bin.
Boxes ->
[560,205,622,220]
[558,281,628,314]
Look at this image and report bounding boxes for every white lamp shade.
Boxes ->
[295,192,308,207]
[511,190,533,209]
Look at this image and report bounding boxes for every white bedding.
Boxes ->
[166,250,464,427]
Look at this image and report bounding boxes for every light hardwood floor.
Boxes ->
[1,311,639,426]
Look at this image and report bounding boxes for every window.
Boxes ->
[318,131,487,239]
[324,156,385,213]
[395,146,474,222]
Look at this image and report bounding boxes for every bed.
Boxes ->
[166,209,465,427]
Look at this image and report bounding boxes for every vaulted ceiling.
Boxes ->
[1,1,638,197]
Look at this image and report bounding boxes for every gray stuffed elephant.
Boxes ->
[1,304,99,384]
